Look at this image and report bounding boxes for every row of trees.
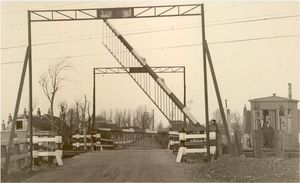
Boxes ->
[38,59,166,132]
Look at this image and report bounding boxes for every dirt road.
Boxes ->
[23,150,208,182]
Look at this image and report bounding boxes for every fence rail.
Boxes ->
[176,126,220,163]
[1,131,29,172]
[1,130,63,171]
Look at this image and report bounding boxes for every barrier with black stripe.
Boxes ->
[176,125,221,163]
[72,130,114,151]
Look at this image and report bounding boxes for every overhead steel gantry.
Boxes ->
[93,66,187,127]
[4,3,234,175]
[29,4,202,22]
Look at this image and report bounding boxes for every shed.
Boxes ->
[248,93,299,148]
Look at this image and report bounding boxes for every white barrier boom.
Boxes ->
[176,131,217,163]
[32,135,63,166]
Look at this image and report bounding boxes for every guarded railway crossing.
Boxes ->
[4,3,234,175]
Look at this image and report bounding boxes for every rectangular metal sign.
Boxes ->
[97,8,134,19]
[129,67,148,73]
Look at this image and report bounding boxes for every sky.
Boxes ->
[1,1,299,129]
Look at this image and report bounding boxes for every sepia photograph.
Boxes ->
[1,1,299,182]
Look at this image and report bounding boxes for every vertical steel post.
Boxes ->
[201,4,210,162]
[28,10,34,171]
[183,67,186,127]
[92,68,96,151]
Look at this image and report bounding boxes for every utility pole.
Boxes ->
[152,109,155,130]
[225,100,232,140]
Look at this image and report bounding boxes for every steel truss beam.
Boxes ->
[95,66,184,74]
[29,4,202,22]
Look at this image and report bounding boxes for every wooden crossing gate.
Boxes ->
[98,128,170,149]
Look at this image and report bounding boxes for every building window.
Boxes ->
[254,118,262,130]
[277,110,292,134]
[16,120,22,130]
[253,110,262,118]
[287,110,292,134]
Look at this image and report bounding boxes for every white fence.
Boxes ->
[175,127,219,163]
[1,130,63,170]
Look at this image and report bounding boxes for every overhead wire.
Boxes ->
[1,14,299,49]
[1,34,298,65]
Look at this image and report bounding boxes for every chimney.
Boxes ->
[37,108,41,116]
[273,93,276,96]
[288,83,292,99]
[2,120,5,130]
[8,113,12,123]
[48,108,51,116]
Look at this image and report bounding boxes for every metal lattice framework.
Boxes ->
[30,4,202,22]
[4,3,234,175]
[93,66,186,125]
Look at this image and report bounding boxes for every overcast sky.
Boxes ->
[1,1,299,129]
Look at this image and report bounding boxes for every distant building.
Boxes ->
[94,120,117,129]
[4,108,70,134]
[248,92,299,148]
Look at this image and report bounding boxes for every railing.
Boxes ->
[72,131,114,151]
[1,130,64,171]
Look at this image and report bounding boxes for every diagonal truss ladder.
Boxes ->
[102,20,198,124]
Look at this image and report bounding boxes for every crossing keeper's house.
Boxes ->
[247,84,299,148]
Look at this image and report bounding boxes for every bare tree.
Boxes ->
[135,105,152,130]
[58,101,73,149]
[86,101,93,131]
[212,109,222,125]
[38,58,73,132]
[121,109,132,127]
[114,109,123,127]
[79,95,88,131]
[156,121,164,131]
[231,111,243,156]
[96,110,107,121]
[58,101,68,133]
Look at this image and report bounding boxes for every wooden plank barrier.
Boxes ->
[32,134,63,166]
[176,126,219,163]
[1,131,29,172]
[72,131,114,151]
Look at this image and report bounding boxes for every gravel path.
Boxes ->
[23,150,208,182]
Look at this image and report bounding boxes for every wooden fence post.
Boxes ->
[234,131,243,156]
[216,129,222,158]
[275,130,284,158]
[1,145,6,158]
[253,130,263,158]
[13,144,20,170]
[24,143,28,166]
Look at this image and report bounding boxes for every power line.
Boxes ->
[1,14,298,49]
[1,2,90,15]
[2,34,298,65]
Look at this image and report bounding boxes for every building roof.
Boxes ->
[5,114,70,132]
[249,95,298,103]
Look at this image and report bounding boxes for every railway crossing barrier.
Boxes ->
[176,126,221,163]
[32,132,63,166]
[72,130,114,151]
[1,130,63,172]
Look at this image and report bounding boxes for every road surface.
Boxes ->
[23,150,208,182]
